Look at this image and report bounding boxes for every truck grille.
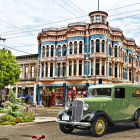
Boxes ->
[72,100,83,122]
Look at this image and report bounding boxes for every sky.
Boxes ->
[0,0,140,56]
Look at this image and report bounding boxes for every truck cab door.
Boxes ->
[112,88,128,121]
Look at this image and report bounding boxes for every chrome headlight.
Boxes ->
[65,104,70,111]
[83,103,89,111]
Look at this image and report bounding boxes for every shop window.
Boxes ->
[31,66,34,78]
[79,41,82,54]
[129,69,131,81]
[57,63,61,77]
[102,40,105,53]
[69,61,72,76]
[58,45,61,57]
[62,62,66,77]
[115,64,117,78]
[62,44,67,56]
[91,60,94,75]
[51,45,54,57]
[136,72,138,82]
[79,60,82,76]
[129,54,131,64]
[42,64,44,77]
[74,61,77,76]
[25,66,28,78]
[91,40,94,53]
[69,42,73,54]
[102,60,105,76]
[96,15,100,23]
[96,39,100,53]
[96,59,99,75]
[50,63,53,77]
[115,46,117,57]
[46,45,49,57]
[74,41,77,54]
[46,63,48,77]
[115,88,125,98]
[42,46,45,58]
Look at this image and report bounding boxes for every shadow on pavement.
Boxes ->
[0,138,9,140]
[70,124,136,137]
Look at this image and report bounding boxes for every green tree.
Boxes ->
[0,48,20,89]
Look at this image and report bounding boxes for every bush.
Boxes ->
[15,117,23,123]
[22,110,35,122]
[0,115,16,122]
[0,121,16,125]
[0,107,4,113]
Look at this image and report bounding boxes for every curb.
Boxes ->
[16,120,56,126]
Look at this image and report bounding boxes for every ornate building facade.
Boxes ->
[37,11,140,105]
[15,54,38,104]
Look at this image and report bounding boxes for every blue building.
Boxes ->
[37,11,140,106]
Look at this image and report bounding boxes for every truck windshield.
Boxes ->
[88,88,112,97]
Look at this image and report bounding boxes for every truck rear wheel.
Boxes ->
[90,117,106,137]
[59,123,74,134]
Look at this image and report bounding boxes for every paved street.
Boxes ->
[1,122,140,140]
[1,107,140,140]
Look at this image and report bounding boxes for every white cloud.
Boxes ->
[0,0,140,56]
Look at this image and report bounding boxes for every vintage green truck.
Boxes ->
[56,83,140,137]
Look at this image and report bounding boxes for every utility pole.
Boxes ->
[95,53,96,85]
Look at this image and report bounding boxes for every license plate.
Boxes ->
[62,114,69,121]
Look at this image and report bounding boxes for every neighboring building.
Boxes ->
[37,11,140,105]
[15,54,38,104]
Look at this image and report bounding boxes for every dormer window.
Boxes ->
[102,16,105,23]
[92,16,94,23]
[96,15,100,23]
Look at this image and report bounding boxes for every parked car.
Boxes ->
[56,83,140,137]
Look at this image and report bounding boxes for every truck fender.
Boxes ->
[82,110,113,126]
[57,109,72,120]
[134,108,140,121]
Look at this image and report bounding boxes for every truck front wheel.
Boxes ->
[59,124,74,134]
[90,117,106,137]
[135,114,140,128]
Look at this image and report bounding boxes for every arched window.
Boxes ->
[102,40,105,53]
[96,39,100,52]
[109,44,112,56]
[79,41,82,54]
[58,45,61,57]
[74,41,77,54]
[42,46,45,57]
[69,42,72,54]
[91,40,94,53]
[46,45,49,57]
[115,46,117,57]
[51,45,54,57]
[62,44,67,56]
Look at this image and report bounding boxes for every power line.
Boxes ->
[62,0,84,15]
[53,0,77,17]
[0,44,32,55]
[106,2,140,11]
[2,9,140,38]
[67,0,86,14]
[1,2,140,35]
